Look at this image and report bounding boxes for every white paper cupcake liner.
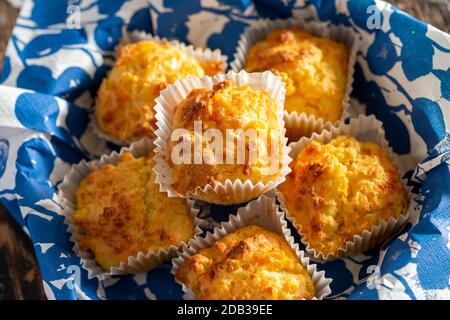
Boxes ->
[231,18,359,142]
[153,70,292,205]
[276,115,420,261]
[58,138,205,280]
[171,195,332,300]
[91,31,228,146]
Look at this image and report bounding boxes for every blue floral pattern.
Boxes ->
[0,0,448,299]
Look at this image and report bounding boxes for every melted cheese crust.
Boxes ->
[170,80,284,198]
[95,40,225,144]
[73,152,195,270]
[279,136,407,256]
[245,28,349,122]
[175,225,316,300]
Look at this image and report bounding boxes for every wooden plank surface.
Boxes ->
[0,0,18,70]
[0,206,45,299]
[0,0,448,300]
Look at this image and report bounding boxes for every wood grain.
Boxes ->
[390,0,450,33]
[0,0,448,300]
[0,206,46,300]
[0,0,18,74]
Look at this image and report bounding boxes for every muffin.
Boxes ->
[168,79,284,202]
[73,151,196,271]
[279,135,407,257]
[175,225,316,300]
[245,27,349,122]
[95,40,226,144]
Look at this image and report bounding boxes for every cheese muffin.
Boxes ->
[169,80,284,200]
[279,135,407,256]
[73,151,195,271]
[95,40,225,144]
[175,225,316,300]
[245,27,349,122]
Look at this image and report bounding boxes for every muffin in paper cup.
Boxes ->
[171,195,332,300]
[231,18,359,142]
[58,138,204,280]
[90,32,228,146]
[276,115,419,261]
[153,70,292,205]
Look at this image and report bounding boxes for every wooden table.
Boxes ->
[0,0,448,300]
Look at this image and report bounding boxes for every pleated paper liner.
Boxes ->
[231,17,359,142]
[171,195,332,300]
[58,138,205,280]
[90,31,228,146]
[153,70,292,205]
[276,115,419,261]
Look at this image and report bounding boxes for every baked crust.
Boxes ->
[175,225,316,300]
[279,135,407,256]
[169,80,284,197]
[73,152,195,270]
[95,41,225,144]
[246,27,349,122]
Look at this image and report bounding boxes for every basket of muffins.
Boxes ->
[58,19,415,300]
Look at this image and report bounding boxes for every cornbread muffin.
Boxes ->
[245,28,349,122]
[175,225,316,300]
[95,40,225,144]
[169,80,284,198]
[279,135,407,256]
[73,152,195,270]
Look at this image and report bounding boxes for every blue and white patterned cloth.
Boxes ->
[0,0,449,300]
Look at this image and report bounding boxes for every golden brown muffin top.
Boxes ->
[95,40,225,144]
[169,80,284,199]
[175,225,316,300]
[73,152,195,270]
[245,27,349,122]
[279,135,407,256]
